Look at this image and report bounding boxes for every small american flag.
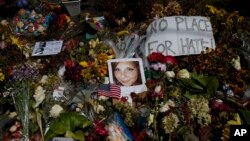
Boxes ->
[98,84,121,99]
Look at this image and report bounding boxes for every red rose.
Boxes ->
[164,55,177,66]
[148,52,165,63]
[64,59,75,68]
[94,121,109,136]
[120,96,129,103]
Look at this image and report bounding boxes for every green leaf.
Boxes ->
[184,92,205,100]
[35,109,44,141]
[73,130,85,141]
[59,113,75,131]
[44,130,57,140]
[29,121,39,133]
[190,73,208,87]
[60,112,91,130]
[178,78,204,93]
[45,112,91,140]
[206,77,219,98]
[82,120,92,129]
[184,91,195,99]
[65,130,85,141]
[238,109,250,124]
[49,119,68,134]
[65,130,75,138]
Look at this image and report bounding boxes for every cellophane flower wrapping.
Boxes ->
[9,62,39,140]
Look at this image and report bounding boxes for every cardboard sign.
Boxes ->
[145,16,216,56]
[32,40,63,56]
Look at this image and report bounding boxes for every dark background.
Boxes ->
[1,0,250,19]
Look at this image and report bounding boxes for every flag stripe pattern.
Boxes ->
[98,84,121,99]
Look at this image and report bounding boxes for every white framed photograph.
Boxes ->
[108,58,146,86]
[108,58,147,104]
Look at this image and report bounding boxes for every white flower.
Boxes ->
[77,103,84,109]
[148,113,154,126]
[177,69,190,79]
[166,71,175,82]
[150,62,166,71]
[40,75,48,84]
[1,20,9,26]
[160,99,175,113]
[33,86,46,108]
[37,24,46,32]
[231,56,241,71]
[104,77,110,84]
[154,85,162,93]
[24,52,29,58]
[204,48,213,54]
[58,65,66,77]
[166,71,175,78]
[50,104,64,118]
[98,95,109,101]
[76,107,81,112]
[160,105,170,113]
[167,99,175,107]
[8,112,17,119]
[79,42,84,47]
[94,104,105,114]
[9,125,17,133]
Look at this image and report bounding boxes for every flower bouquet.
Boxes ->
[10,8,52,37]
[7,62,39,140]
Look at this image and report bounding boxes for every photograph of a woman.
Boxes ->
[108,58,147,104]
[108,58,145,87]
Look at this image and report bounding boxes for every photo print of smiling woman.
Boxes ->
[112,61,142,86]
[108,58,147,104]
[108,58,146,86]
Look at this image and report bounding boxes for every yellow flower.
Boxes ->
[0,71,5,81]
[162,113,180,133]
[97,53,109,64]
[227,113,241,125]
[221,113,242,141]
[97,66,108,77]
[80,61,89,68]
[81,69,91,79]
[237,16,244,23]
[206,5,216,14]
[89,38,101,48]
[117,30,129,37]
[93,17,99,24]
[9,35,27,49]
[89,49,95,57]
[218,9,227,17]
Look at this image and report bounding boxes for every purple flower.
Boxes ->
[11,63,38,82]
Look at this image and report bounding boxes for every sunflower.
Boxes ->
[97,65,108,77]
